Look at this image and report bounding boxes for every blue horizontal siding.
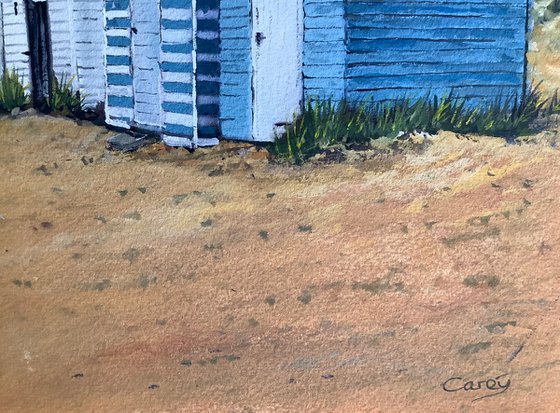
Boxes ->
[345,86,524,104]
[105,0,194,140]
[196,0,221,140]
[105,0,133,127]
[159,0,195,141]
[303,0,529,106]
[220,0,252,140]
[303,0,347,101]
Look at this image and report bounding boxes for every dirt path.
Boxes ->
[1,115,560,412]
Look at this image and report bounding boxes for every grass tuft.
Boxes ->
[49,74,85,116]
[0,69,29,112]
[548,0,560,13]
[270,86,560,163]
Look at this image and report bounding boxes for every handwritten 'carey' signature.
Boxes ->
[443,374,511,401]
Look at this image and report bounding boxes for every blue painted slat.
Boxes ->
[345,86,524,107]
[346,15,525,30]
[344,48,524,65]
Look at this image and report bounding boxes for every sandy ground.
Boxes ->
[0,115,560,412]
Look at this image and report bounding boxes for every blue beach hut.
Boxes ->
[0,0,531,145]
[220,0,532,142]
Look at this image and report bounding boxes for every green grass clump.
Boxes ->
[0,70,88,116]
[271,86,560,163]
[546,90,560,115]
[0,69,29,112]
[49,74,85,115]
[548,0,560,13]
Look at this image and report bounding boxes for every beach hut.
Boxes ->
[220,0,531,142]
[0,0,531,146]
[104,0,221,147]
[0,0,105,108]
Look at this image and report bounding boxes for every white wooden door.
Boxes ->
[251,0,303,142]
[131,0,161,130]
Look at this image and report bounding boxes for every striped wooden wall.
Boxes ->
[159,0,195,143]
[105,0,134,128]
[196,0,220,141]
[219,0,252,140]
[131,0,162,130]
[104,0,197,145]
[304,0,529,105]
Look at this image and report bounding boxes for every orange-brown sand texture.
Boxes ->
[1,114,560,412]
